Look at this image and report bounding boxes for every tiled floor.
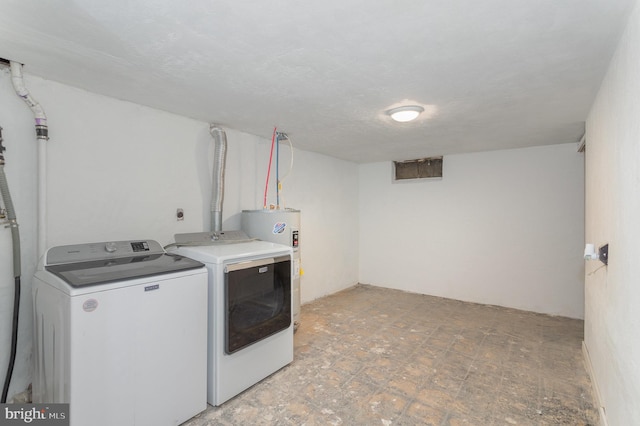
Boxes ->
[183,284,598,425]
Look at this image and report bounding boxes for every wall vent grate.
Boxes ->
[393,156,443,181]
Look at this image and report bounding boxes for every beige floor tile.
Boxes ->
[181,284,598,425]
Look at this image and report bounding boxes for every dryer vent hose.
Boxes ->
[210,125,227,233]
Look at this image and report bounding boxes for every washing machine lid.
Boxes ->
[43,240,204,287]
[45,253,203,287]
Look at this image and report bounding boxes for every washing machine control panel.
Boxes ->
[47,240,162,265]
[130,241,151,252]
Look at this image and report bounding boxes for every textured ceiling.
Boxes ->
[0,0,634,163]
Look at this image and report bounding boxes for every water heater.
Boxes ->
[242,209,301,329]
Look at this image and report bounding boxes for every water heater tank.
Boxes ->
[241,209,301,329]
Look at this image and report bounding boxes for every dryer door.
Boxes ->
[224,255,291,354]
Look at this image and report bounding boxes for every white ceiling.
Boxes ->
[0,0,634,163]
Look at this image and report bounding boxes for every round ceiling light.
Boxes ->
[387,105,424,122]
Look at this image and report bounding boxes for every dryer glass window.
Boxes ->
[224,255,291,354]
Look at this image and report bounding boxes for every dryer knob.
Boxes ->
[105,242,118,253]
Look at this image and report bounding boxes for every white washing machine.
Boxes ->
[32,240,208,426]
[170,239,294,406]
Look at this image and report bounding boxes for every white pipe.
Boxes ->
[10,61,48,256]
[37,141,46,255]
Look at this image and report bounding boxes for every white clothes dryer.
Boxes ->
[171,239,294,406]
[32,240,208,426]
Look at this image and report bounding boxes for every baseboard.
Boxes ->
[583,341,609,426]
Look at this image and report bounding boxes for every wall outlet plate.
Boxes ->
[598,244,609,265]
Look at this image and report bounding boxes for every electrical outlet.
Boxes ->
[598,244,609,265]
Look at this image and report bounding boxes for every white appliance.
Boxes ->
[170,239,294,406]
[241,209,301,328]
[32,240,208,426]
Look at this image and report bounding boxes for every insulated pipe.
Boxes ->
[209,125,227,233]
[10,62,48,140]
[10,61,48,256]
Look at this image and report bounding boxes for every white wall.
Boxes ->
[0,70,358,400]
[359,143,585,318]
[247,145,360,302]
[584,1,640,424]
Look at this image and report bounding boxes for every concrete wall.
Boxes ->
[0,70,358,400]
[359,143,585,318]
[584,1,640,424]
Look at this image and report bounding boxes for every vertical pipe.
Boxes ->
[0,169,20,276]
[9,61,48,256]
[209,125,227,233]
[276,133,280,208]
[0,127,22,403]
[37,141,46,255]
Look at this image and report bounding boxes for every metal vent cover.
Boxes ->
[393,156,443,181]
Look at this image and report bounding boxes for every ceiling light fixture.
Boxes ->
[387,105,424,122]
